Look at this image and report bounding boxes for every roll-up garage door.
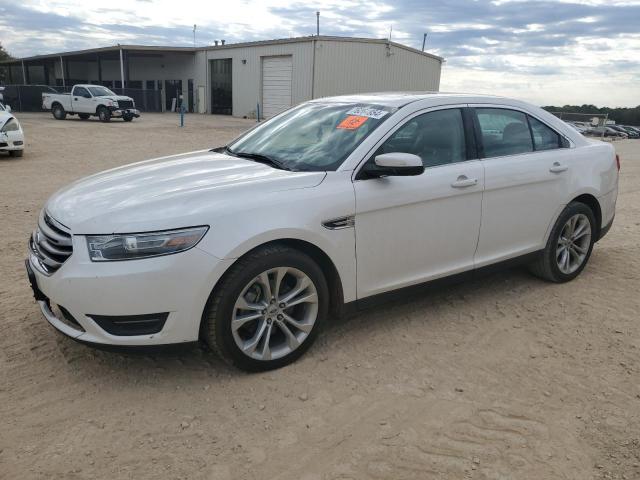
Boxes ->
[262,56,292,118]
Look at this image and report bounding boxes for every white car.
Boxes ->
[26,93,619,371]
[0,102,25,157]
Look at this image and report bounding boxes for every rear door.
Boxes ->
[353,106,484,298]
[471,105,574,267]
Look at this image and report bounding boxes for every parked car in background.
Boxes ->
[617,126,640,139]
[26,93,619,371]
[42,85,140,122]
[604,126,627,138]
[0,101,25,157]
[608,125,633,138]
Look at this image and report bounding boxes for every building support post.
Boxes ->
[97,54,102,84]
[21,60,26,84]
[119,47,125,90]
[60,56,65,88]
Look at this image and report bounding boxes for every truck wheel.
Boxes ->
[79,113,90,120]
[52,104,66,120]
[98,107,111,123]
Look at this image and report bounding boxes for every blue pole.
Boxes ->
[180,105,184,127]
[256,102,260,122]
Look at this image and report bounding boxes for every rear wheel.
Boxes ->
[78,113,90,120]
[52,104,66,120]
[529,202,596,282]
[9,150,23,158]
[97,107,111,122]
[202,245,329,371]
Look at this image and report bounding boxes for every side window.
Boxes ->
[73,87,89,97]
[476,108,533,158]
[528,116,562,151]
[375,109,466,168]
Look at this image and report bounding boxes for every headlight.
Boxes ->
[1,118,20,132]
[86,226,208,261]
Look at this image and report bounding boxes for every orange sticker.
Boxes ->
[337,115,368,130]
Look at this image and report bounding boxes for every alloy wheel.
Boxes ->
[556,213,591,274]
[231,267,319,361]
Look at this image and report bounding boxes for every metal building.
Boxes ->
[0,36,444,117]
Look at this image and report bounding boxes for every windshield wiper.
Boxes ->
[230,150,292,171]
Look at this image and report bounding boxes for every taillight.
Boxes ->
[616,154,620,171]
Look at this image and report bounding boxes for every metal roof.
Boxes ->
[0,36,443,65]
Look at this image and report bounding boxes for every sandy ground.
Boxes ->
[1,112,639,480]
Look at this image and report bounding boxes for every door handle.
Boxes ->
[549,162,568,173]
[451,175,478,188]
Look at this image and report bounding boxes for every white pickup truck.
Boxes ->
[42,85,140,122]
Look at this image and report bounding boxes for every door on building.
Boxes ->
[210,59,232,115]
[165,80,182,111]
[261,55,292,118]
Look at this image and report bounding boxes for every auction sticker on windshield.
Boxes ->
[337,115,369,130]
[346,107,388,119]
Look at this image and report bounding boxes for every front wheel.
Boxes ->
[202,245,329,371]
[97,107,111,122]
[529,202,596,282]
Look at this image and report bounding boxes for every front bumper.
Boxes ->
[26,236,234,346]
[109,108,140,118]
[0,131,24,151]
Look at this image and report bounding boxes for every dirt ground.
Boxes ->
[1,112,639,480]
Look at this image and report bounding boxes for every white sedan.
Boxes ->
[0,102,24,157]
[26,93,618,371]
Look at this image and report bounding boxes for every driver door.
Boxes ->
[353,107,484,298]
[72,86,93,113]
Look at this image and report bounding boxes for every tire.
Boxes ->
[79,113,90,120]
[202,245,329,371]
[52,104,66,120]
[123,115,133,122]
[97,107,111,122]
[9,149,24,158]
[529,202,596,283]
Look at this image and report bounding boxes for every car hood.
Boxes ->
[45,150,326,234]
[97,95,133,102]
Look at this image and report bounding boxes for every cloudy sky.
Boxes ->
[1,0,639,107]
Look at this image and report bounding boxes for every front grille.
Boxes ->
[29,211,73,275]
[117,100,134,109]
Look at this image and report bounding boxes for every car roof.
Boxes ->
[309,91,520,108]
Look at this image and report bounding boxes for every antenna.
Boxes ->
[389,25,393,41]
[193,25,197,48]
[422,32,427,51]
[316,11,320,36]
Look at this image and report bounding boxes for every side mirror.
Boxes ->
[362,152,424,178]
[5,105,11,113]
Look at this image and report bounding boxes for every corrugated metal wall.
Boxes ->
[313,40,442,99]
[200,42,314,118]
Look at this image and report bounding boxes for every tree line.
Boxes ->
[543,104,640,126]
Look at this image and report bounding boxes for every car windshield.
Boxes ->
[88,86,116,97]
[228,102,394,171]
